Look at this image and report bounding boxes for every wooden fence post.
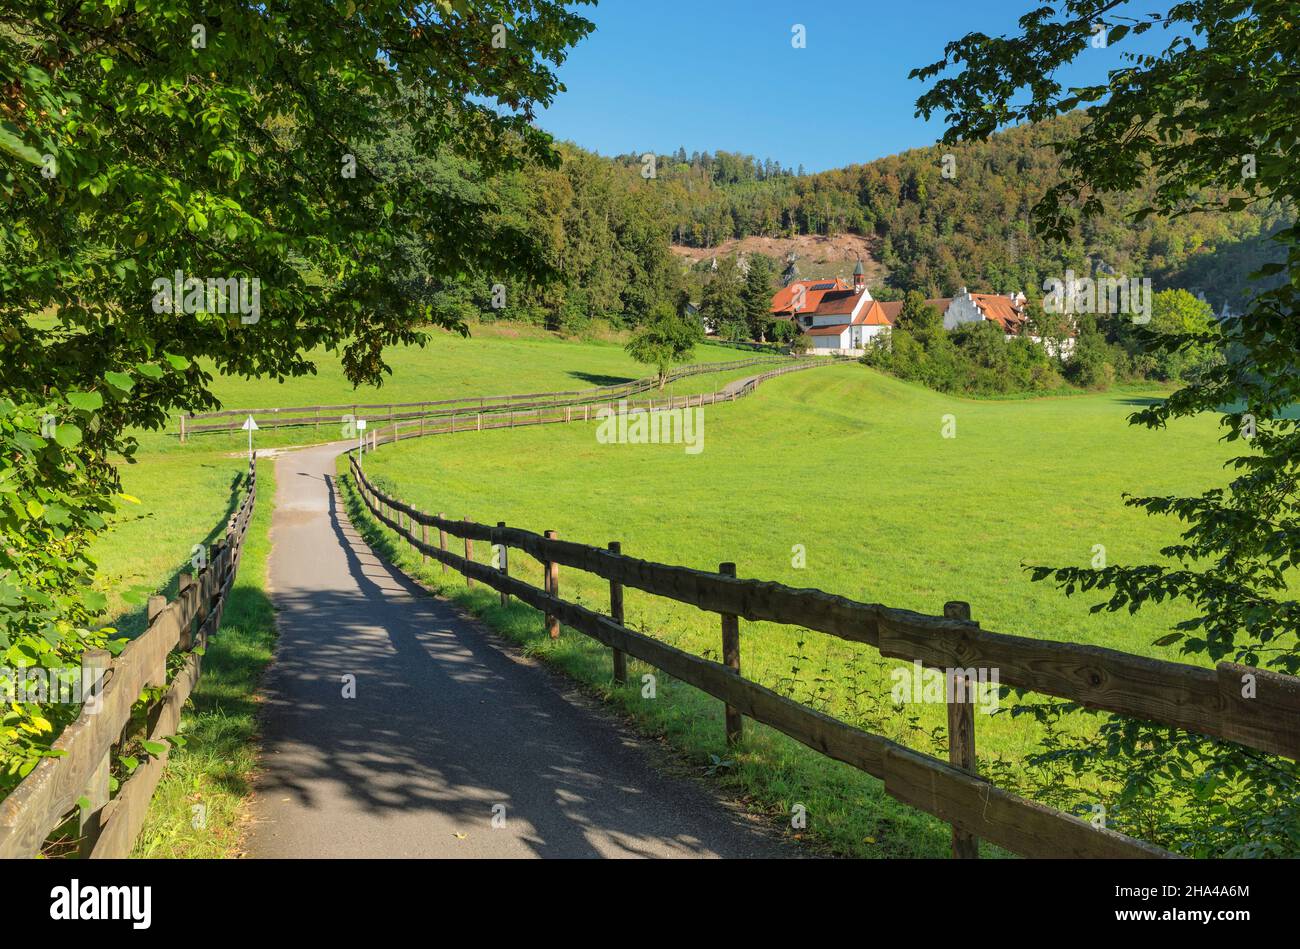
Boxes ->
[544,530,560,639]
[720,562,743,745]
[944,599,980,859]
[438,513,448,574]
[179,415,186,444]
[177,572,195,651]
[77,648,112,857]
[147,594,167,628]
[609,541,626,684]
[421,517,429,565]
[496,522,510,607]
[463,518,475,588]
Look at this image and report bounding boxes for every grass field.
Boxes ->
[132,326,762,456]
[351,362,1237,856]
[204,323,745,408]
[102,329,753,628]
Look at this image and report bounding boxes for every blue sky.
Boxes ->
[539,0,1165,173]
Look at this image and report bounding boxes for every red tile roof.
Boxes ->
[872,299,950,325]
[877,301,904,324]
[770,278,849,315]
[806,324,850,337]
[853,300,893,326]
[809,289,863,317]
[970,293,1026,332]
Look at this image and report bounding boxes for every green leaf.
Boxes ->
[54,424,82,448]
[163,353,191,370]
[134,362,164,380]
[66,390,103,412]
[141,739,168,757]
[104,371,134,393]
[0,121,42,166]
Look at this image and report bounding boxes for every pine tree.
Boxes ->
[742,253,776,341]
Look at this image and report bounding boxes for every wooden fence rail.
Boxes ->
[0,457,259,859]
[179,356,785,439]
[365,358,840,449]
[353,454,1237,852]
[348,453,1300,858]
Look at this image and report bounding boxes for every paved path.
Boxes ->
[245,443,789,858]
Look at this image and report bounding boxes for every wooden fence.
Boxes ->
[0,457,259,858]
[178,356,786,440]
[362,358,838,449]
[348,453,1300,859]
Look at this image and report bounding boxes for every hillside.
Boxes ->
[669,234,881,285]
[615,113,1291,311]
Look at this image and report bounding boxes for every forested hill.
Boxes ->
[606,112,1291,314]
[408,113,1289,333]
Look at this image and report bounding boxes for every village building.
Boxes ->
[769,261,892,356]
[773,278,1075,359]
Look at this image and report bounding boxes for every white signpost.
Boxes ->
[357,418,367,456]
[241,415,259,460]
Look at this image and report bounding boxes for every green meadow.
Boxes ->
[103,329,753,629]
[351,361,1235,856]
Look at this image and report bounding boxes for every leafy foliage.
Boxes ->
[624,302,702,389]
[0,1,592,788]
[915,0,1300,852]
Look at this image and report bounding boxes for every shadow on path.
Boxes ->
[246,443,790,859]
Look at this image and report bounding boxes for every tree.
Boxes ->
[1142,290,1221,381]
[894,291,945,346]
[915,0,1300,854]
[0,2,593,788]
[741,253,776,341]
[699,255,746,341]
[625,302,702,389]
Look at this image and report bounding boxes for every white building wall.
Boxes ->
[943,292,984,330]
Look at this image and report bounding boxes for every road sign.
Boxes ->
[242,415,258,459]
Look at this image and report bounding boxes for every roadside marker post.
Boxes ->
[241,415,259,460]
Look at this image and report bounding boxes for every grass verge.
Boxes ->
[130,458,277,858]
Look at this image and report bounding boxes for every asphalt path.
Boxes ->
[245,442,791,858]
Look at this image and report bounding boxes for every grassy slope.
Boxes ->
[135,328,756,455]
[355,363,1234,856]
[203,325,742,410]
[91,449,251,632]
